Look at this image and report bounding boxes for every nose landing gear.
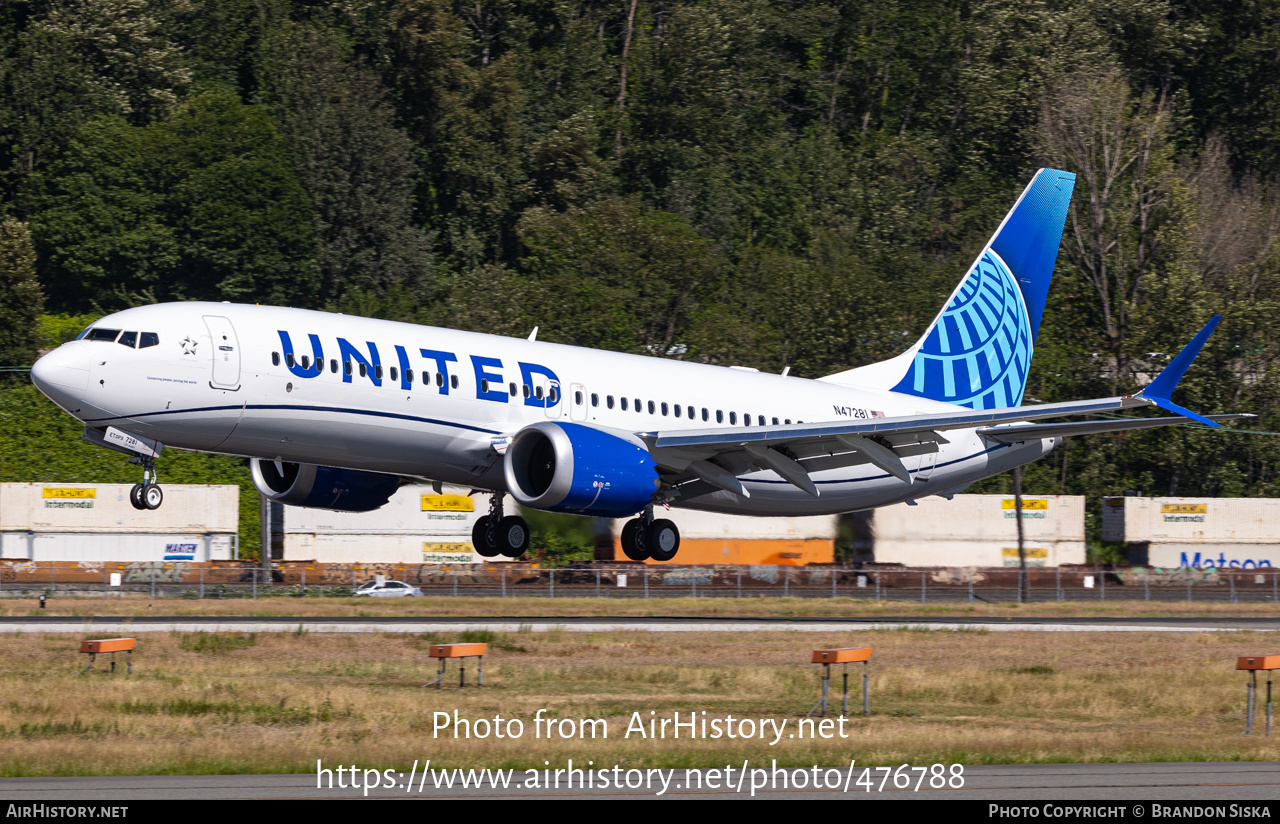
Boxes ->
[471,493,530,558]
[128,459,163,511]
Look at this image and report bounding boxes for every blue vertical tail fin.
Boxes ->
[821,168,1076,409]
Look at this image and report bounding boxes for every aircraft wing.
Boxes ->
[642,315,1244,499]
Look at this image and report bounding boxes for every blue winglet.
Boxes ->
[1137,315,1222,427]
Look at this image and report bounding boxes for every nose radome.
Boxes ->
[30,343,90,411]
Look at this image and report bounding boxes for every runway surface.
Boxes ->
[0,615,1277,633]
[2,763,1277,800]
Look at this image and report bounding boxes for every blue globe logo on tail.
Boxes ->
[891,250,1032,409]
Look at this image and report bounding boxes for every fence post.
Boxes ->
[921,570,926,604]
[150,567,155,600]
[1231,572,1237,604]
[1100,567,1105,601]
[200,567,205,600]
[502,568,506,599]
[784,566,789,597]
[596,567,601,598]
[832,569,837,599]
[1144,571,1149,602]
[644,568,648,599]
[453,571,458,597]
[968,575,974,604]
[691,568,696,599]
[252,567,257,599]
[550,568,555,598]
[1187,573,1192,603]
[737,569,742,598]
[875,572,881,602]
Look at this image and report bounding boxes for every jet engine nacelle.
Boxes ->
[504,421,659,517]
[250,459,400,512]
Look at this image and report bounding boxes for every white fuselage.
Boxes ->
[31,302,1055,516]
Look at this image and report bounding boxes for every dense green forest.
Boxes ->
[1,0,1279,560]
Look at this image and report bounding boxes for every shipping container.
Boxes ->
[0,484,239,562]
[868,495,1086,567]
[1106,497,1280,569]
[610,509,837,565]
[0,483,238,533]
[282,485,509,563]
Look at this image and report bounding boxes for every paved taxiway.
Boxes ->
[2,763,1277,800]
[0,616,1276,633]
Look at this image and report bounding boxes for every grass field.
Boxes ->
[4,595,1280,619]
[0,627,1276,776]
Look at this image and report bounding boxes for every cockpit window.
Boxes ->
[85,328,121,342]
[76,326,93,340]
[118,331,137,348]
[139,332,159,348]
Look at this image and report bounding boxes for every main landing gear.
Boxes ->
[127,457,163,511]
[620,508,680,562]
[471,493,530,558]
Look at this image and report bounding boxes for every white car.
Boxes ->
[354,580,424,597]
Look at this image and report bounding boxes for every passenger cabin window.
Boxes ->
[702,408,709,421]
[634,398,641,412]
[729,412,737,424]
[575,391,583,405]
[300,355,310,369]
[286,353,296,368]
[272,352,280,366]
[716,410,724,423]
[436,373,444,387]
[549,387,558,403]
[86,328,121,342]
[591,393,599,407]
[480,379,490,393]
[406,369,413,384]
[330,359,338,373]
[509,382,517,396]
[344,360,353,376]
[118,331,137,348]
[358,363,367,378]
[607,395,615,409]
[450,375,459,389]
[139,332,159,348]
[535,386,544,400]
[673,404,680,417]
[374,365,383,380]
[647,401,655,414]
[620,397,628,411]
[772,417,779,426]
[661,403,669,416]
[389,366,398,382]
[522,384,530,398]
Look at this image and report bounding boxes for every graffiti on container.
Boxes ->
[930,568,986,585]
[122,562,187,584]
[1122,566,1220,584]
[749,565,779,584]
[76,561,105,572]
[663,569,714,586]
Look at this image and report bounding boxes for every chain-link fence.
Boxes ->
[1,562,1277,602]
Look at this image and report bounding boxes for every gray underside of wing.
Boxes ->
[975,413,1254,442]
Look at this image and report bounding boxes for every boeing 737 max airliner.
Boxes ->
[28,169,1246,561]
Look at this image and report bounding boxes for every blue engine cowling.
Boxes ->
[250,459,400,512]
[504,421,658,517]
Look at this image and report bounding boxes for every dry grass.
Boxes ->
[7,595,1280,620]
[0,628,1275,775]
